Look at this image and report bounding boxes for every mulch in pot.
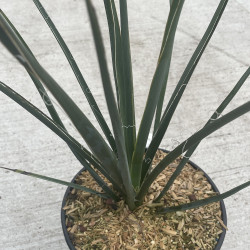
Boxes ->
[63,149,227,249]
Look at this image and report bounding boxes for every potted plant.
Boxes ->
[0,0,249,249]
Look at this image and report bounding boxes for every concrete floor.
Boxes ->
[0,0,249,249]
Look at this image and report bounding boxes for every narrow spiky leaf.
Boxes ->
[103,0,123,109]
[0,80,125,193]
[130,0,184,189]
[33,0,117,153]
[153,0,183,134]
[0,9,65,129]
[85,0,135,209]
[26,72,124,195]
[144,0,229,179]
[0,166,109,199]
[154,67,250,202]
[0,10,120,178]
[0,13,123,195]
[119,0,136,165]
[159,181,250,213]
[136,101,250,202]
[104,0,136,165]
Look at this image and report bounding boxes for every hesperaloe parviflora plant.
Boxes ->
[0,0,249,212]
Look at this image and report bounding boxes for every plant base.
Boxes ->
[61,149,227,249]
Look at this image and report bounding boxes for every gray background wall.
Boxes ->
[0,0,249,249]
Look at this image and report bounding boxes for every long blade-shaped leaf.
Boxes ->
[0,10,120,177]
[0,80,125,194]
[0,13,122,195]
[72,149,124,198]
[130,0,184,190]
[153,1,183,134]
[119,0,136,165]
[159,180,250,213]
[28,73,124,198]
[103,0,135,165]
[70,154,120,201]
[0,166,109,199]
[26,72,124,196]
[136,101,250,203]
[0,9,65,129]
[85,0,135,209]
[28,72,64,126]
[0,81,122,199]
[33,0,117,153]
[145,0,229,173]
[154,67,250,202]
[103,0,123,110]
[0,5,123,193]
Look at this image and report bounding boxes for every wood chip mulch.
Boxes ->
[63,150,226,249]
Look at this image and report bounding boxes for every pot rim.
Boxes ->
[61,148,227,250]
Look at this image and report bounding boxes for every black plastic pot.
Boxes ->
[61,150,227,250]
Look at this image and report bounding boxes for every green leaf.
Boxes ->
[0,166,110,199]
[153,0,183,134]
[68,150,121,201]
[86,0,135,210]
[0,80,125,194]
[72,149,124,198]
[144,0,229,181]
[159,180,250,213]
[0,11,123,195]
[154,67,250,202]
[119,0,136,166]
[28,72,64,125]
[0,10,120,178]
[103,0,123,110]
[32,0,117,153]
[103,0,136,165]
[136,100,250,203]
[26,72,125,195]
[130,0,185,190]
[0,10,64,129]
